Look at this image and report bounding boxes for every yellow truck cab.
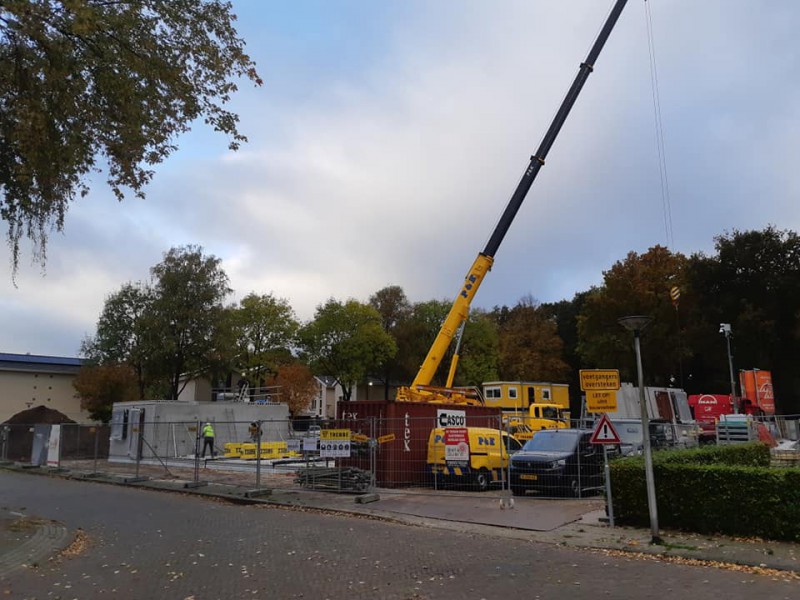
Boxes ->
[427,427,523,491]
[504,403,568,442]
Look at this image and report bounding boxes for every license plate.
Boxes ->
[520,474,538,481]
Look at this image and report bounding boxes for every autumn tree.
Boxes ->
[298,299,396,402]
[493,296,569,382]
[271,363,317,418]
[0,0,261,274]
[72,364,138,422]
[232,292,299,386]
[577,245,688,386]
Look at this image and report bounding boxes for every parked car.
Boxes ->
[509,428,615,497]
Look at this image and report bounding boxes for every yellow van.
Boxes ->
[426,427,523,491]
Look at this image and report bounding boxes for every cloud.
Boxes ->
[2,0,799,356]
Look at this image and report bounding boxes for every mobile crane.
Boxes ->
[396,0,629,405]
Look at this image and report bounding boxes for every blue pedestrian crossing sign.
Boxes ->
[589,414,621,445]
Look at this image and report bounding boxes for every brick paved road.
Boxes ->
[0,472,796,600]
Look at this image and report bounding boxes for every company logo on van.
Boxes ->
[477,436,496,446]
[697,395,720,405]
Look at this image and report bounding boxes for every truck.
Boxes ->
[395,0,631,405]
[600,383,701,450]
[483,381,570,434]
[687,370,776,443]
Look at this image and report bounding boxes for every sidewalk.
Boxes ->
[2,462,798,577]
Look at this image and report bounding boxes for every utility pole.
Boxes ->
[720,324,738,413]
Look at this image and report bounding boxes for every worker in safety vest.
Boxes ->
[201,422,215,458]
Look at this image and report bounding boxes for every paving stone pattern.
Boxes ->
[0,472,797,600]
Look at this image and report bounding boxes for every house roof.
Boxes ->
[0,352,83,375]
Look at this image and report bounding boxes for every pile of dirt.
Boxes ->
[2,405,75,425]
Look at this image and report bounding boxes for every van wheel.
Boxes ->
[569,478,580,498]
[474,469,491,492]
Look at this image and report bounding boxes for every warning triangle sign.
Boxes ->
[589,413,621,445]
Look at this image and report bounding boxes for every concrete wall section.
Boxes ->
[108,401,290,460]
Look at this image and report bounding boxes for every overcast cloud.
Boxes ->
[2,0,799,357]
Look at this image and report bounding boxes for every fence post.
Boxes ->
[93,426,100,475]
[433,415,438,491]
[255,421,262,489]
[369,416,376,491]
[135,421,143,479]
[193,420,201,484]
[0,425,7,461]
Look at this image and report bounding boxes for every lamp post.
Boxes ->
[618,315,661,544]
[719,324,738,414]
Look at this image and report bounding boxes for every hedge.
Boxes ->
[609,442,800,541]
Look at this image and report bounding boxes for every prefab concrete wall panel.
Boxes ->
[108,401,290,460]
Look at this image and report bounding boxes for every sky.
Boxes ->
[2,0,799,358]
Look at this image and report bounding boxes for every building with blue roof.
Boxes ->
[0,353,90,423]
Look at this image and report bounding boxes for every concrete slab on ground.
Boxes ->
[373,493,602,531]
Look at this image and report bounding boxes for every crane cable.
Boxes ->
[644,0,674,249]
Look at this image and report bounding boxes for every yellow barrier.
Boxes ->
[224,443,243,458]
[239,442,300,460]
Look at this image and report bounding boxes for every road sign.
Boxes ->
[590,414,621,445]
[586,389,617,412]
[579,369,620,391]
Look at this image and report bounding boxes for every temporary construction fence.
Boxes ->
[5,414,796,499]
[1,416,605,498]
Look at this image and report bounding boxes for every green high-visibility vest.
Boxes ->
[202,424,215,438]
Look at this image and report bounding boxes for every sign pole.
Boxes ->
[603,444,614,527]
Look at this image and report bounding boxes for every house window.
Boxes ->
[542,389,551,402]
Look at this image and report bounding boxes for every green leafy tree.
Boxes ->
[0,0,261,273]
[72,363,138,422]
[392,298,451,387]
[145,245,233,400]
[494,296,569,382]
[298,298,397,402]
[455,309,499,386]
[81,281,153,398]
[232,292,299,386]
[577,245,688,386]
[685,227,800,412]
[368,285,412,399]
[541,291,591,413]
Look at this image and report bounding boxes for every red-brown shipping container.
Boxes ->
[335,400,501,487]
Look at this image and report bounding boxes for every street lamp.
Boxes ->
[719,324,738,414]
[618,315,661,545]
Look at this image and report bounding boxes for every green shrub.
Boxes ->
[609,443,800,540]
